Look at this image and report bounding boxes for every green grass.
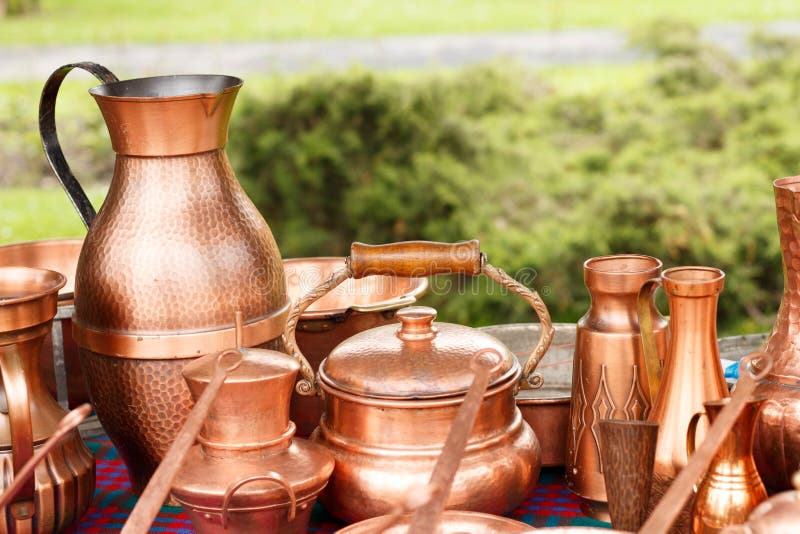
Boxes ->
[1,0,800,44]
[0,187,106,244]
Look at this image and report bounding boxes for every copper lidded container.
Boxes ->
[284,257,427,437]
[285,240,554,523]
[170,343,334,532]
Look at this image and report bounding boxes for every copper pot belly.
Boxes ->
[314,374,539,523]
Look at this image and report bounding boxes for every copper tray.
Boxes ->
[480,323,767,467]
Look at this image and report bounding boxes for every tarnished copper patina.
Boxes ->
[566,254,668,520]
[0,239,86,408]
[752,176,800,491]
[284,257,427,437]
[38,62,289,494]
[638,266,730,529]
[687,397,768,534]
[285,240,554,523]
[0,267,95,533]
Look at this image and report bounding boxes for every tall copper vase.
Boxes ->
[565,254,668,520]
[0,267,95,532]
[640,267,730,530]
[752,176,800,491]
[38,63,288,494]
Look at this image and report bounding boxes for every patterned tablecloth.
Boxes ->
[65,436,611,533]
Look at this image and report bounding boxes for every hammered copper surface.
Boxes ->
[752,176,800,491]
[337,511,532,533]
[566,255,667,518]
[0,239,87,407]
[720,472,800,534]
[284,257,427,437]
[689,398,767,534]
[644,267,729,533]
[0,267,94,533]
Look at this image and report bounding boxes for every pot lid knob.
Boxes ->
[397,306,438,341]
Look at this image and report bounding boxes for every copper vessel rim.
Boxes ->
[661,266,725,284]
[701,395,767,408]
[516,395,570,404]
[583,254,662,275]
[173,487,323,514]
[773,175,800,190]
[317,366,520,407]
[88,74,243,101]
[0,266,66,305]
[598,418,659,429]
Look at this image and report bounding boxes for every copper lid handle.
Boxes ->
[0,403,91,515]
[637,277,664,403]
[221,472,297,529]
[284,240,554,396]
[39,62,119,228]
[640,352,772,534]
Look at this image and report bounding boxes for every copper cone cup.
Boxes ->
[598,419,658,531]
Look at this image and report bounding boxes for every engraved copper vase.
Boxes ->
[170,344,334,533]
[38,63,289,494]
[284,240,554,523]
[687,397,767,534]
[0,267,95,532]
[639,266,730,530]
[565,254,668,520]
[752,176,800,491]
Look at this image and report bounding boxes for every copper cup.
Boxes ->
[598,419,659,531]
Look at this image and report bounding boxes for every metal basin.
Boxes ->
[284,257,428,437]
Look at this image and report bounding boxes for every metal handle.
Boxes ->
[0,404,91,513]
[686,411,708,458]
[284,240,554,396]
[0,344,36,521]
[221,473,297,529]
[38,62,119,228]
[637,277,664,404]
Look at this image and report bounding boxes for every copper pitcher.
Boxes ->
[0,267,95,532]
[687,397,767,533]
[285,240,554,523]
[38,62,289,494]
[638,266,730,529]
[752,176,800,491]
[565,254,668,520]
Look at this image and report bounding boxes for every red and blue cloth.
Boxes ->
[66,436,610,532]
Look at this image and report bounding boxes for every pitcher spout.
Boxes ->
[89,74,243,156]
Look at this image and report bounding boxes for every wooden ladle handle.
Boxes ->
[348,240,482,278]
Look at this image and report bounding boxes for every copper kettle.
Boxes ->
[285,240,554,522]
[38,62,289,494]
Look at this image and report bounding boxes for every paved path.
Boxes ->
[3,20,800,81]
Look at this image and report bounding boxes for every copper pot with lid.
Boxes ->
[284,240,555,523]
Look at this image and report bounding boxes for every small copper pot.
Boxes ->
[284,257,427,437]
[285,240,555,523]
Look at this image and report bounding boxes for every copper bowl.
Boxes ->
[479,324,768,468]
[337,511,533,533]
[284,257,428,436]
[0,239,88,408]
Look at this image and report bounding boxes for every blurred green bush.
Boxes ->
[232,19,793,333]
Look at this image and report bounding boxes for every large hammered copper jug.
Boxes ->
[565,254,668,520]
[38,63,288,494]
[0,267,95,532]
[752,176,800,491]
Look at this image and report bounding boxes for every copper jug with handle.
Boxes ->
[38,62,289,495]
[0,267,95,533]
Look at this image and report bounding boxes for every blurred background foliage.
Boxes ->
[3,18,800,334]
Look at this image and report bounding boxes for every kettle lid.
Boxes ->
[319,306,517,399]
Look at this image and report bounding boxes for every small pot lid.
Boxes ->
[319,306,517,399]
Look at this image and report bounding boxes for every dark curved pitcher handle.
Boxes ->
[38,62,119,229]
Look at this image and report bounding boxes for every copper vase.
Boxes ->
[38,63,289,494]
[639,266,730,530]
[752,176,800,491]
[0,267,95,532]
[687,397,767,534]
[565,254,668,519]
